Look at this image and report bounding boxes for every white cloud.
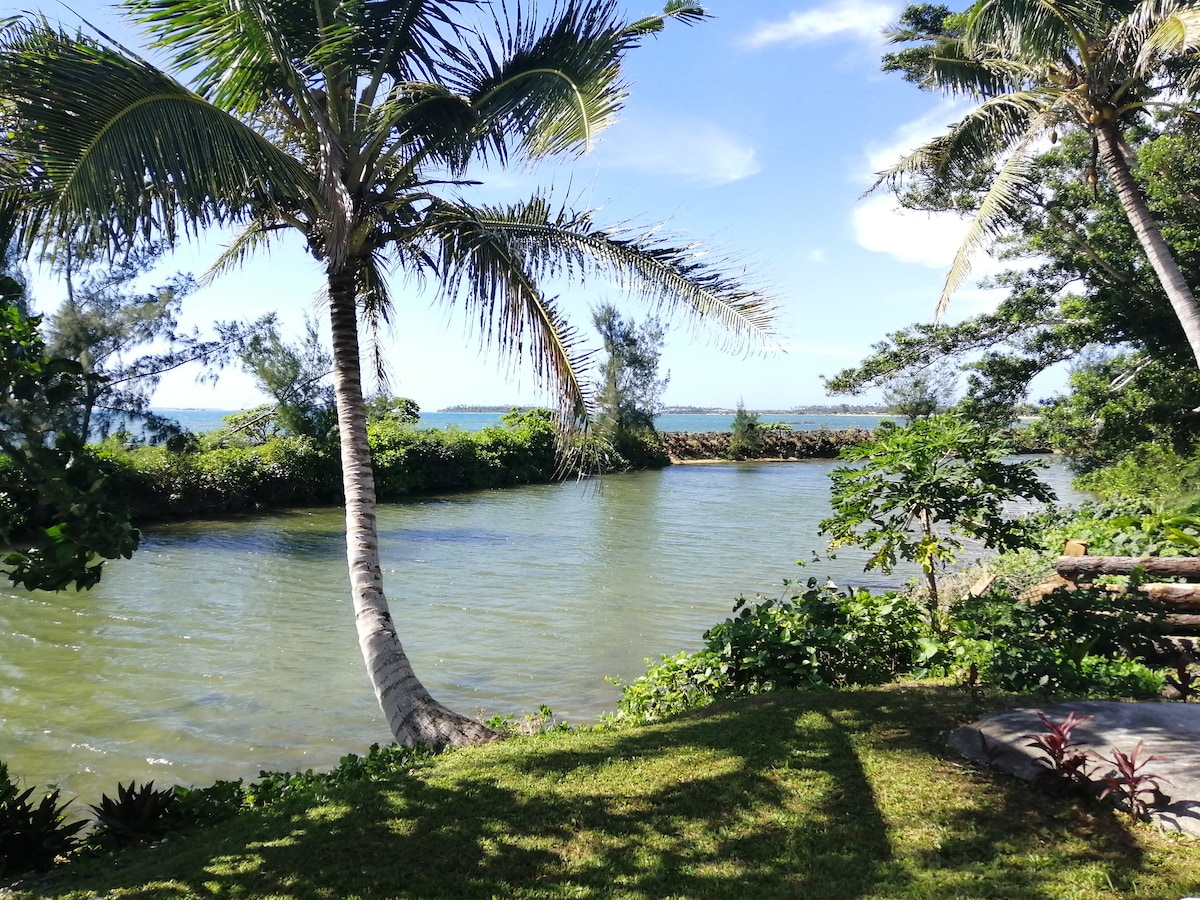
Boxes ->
[743,0,899,48]
[806,248,829,263]
[596,116,760,186]
[851,194,1011,317]
[852,193,965,268]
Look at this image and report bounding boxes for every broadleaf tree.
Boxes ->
[819,415,1055,618]
[0,296,140,591]
[0,1,776,748]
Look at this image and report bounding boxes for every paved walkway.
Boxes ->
[948,700,1200,836]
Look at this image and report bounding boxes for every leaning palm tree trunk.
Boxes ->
[328,268,495,748]
[1095,124,1200,370]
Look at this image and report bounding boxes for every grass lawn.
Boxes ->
[8,682,1199,899]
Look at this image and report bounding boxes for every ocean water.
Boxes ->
[157,408,887,435]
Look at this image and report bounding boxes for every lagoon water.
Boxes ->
[0,458,1083,802]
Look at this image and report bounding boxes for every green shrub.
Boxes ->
[1074,442,1200,507]
[727,402,761,459]
[710,581,929,690]
[615,579,930,724]
[946,586,1166,696]
[612,650,727,723]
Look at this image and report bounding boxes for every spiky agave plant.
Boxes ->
[0,761,87,875]
[89,780,179,844]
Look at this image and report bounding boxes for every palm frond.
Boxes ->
[871,87,1056,198]
[420,197,597,426]
[202,220,292,285]
[624,2,710,37]
[966,0,1105,62]
[926,43,1038,98]
[933,94,1074,317]
[1136,3,1200,68]
[424,196,778,352]
[937,148,1038,318]
[0,22,314,253]
[441,0,625,163]
[126,0,310,118]
[358,251,396,394]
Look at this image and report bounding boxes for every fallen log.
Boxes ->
[1056,555,1200,580]
[1164,613,1200,632]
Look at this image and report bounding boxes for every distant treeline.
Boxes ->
[660,405,890,415]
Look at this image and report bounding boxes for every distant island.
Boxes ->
[438,404,894,415]
[659,405,892,415]
[438,404,540,413]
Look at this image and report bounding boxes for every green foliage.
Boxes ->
[615,579,929,724]
[365,395,420,426]
[232,315,336,442]
[80,409,567,524]
[170,779,246,825]
[661,427,873,461]
[244,743,432,808]
[482,705,568,737]
[711,581,929,689]
[1,298,140,590]
[1031,354,1200,472]
[0,760,87,876]
[881,367,956,422]
[43,241,210,443]
[370,408,559,497]
[88,781,178,846]
[946,587,1166,697]
[610,650,727,724]
[820,415,1055,609]
[827,121,1200,449]
[97,435,339,518]
[727,401,761,459]
[592,304,669,470]
[1072,442,1200,505]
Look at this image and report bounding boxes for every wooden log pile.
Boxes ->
[1017,540,1200,655]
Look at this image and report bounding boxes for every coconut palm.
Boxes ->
[0,0,776,748]
[875,0,1200,370]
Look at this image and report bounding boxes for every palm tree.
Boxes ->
[875,0,1200,370]
[0,1,776,749]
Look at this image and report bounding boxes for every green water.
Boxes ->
[0,459,1081,801]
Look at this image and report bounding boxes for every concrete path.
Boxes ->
[948,700,1200,836]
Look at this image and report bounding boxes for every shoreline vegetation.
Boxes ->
[0,411,1050,539]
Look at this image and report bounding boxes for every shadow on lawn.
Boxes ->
[56,687,1174,900]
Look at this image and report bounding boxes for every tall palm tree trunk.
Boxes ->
[327,266,496,750]
[1096,124,1200,371]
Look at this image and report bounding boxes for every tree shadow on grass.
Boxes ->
[46,688,1187,900]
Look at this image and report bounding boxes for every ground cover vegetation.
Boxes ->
[0,0,780,748]
[4,684,1199,898]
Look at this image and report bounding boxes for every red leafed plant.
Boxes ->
[1094,742,1168,822]
[1024,711,1094,786]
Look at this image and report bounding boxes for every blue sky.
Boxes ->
[24,0,1038,412]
